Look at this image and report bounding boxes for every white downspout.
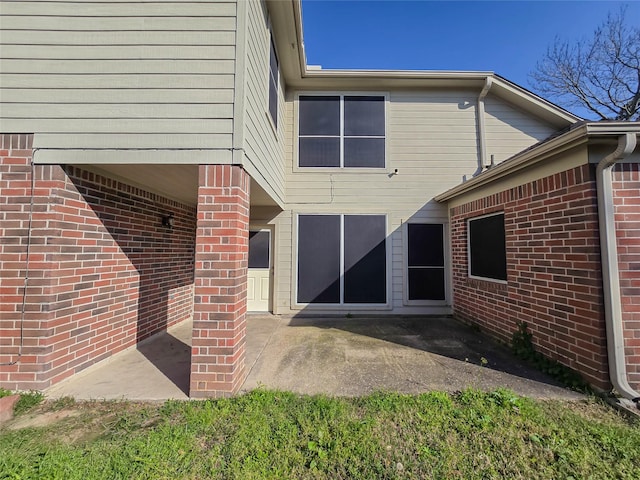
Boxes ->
[596,132,640,405]
[471,77,493,178]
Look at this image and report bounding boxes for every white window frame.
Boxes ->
[292,212,392,310]
[294,92,389,172]
[467,212,508,284]
[402,221,450,306]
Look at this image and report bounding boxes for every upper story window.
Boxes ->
[268,33,279,128]
[298,95,386,168]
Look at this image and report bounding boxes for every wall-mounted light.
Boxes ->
[161,213,174,229]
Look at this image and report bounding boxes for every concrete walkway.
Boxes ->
[45,314,582,401]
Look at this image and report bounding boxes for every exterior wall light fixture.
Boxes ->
[161,213,174,229]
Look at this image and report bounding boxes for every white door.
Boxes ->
[247,230,271,312]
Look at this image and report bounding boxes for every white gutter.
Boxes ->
[470,77,493,178]
[596,132,640,405]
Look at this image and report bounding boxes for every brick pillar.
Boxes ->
[0,134,65,390]
[190,165,250,398]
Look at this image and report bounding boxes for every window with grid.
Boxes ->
[297,214,387,304]
[407,223,446,301]
[298,95,385,168]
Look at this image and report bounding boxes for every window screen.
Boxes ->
[297,214,387,305]
[297,215,341,304]
[344,138,385,168]
[407,224,445,301]
[344,215,386,303]
[298,95,385,168]
[344,96,385,136]
[468,213,507,281]
[299,137,340,167]
[299,96,340,135]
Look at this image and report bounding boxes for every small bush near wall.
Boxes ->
[512,322,590,391]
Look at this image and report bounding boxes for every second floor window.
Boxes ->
[298,95,386,168]
[268,34,279,128]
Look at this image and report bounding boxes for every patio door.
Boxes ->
[247,229,271,312]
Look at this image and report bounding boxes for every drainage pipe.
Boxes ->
[470,76,493,178]
[596,132,640,404]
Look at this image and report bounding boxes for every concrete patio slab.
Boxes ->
[241,315,583,400]
[45,314,583,401]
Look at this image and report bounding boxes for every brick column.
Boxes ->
[0,134,65,390]
[190,165,250,398]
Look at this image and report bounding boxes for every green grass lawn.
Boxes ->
[1,389,638,479]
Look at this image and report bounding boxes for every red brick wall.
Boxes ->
[450,164,609,388]
[1,134,196,390]
[0,134,49,389]
[190,165,249,398]
[613,162,640,390]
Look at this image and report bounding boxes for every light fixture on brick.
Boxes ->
[161,213,174,229]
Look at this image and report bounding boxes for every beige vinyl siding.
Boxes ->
[273,210,293,314]
[286,89,481,212]
[273,89,560,314]
[484,95,556,163]
[240,0,286,206]
[0,1,237,155]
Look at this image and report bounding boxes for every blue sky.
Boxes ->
[300,0,640,119]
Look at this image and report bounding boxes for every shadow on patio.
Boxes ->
[45,314,583,401]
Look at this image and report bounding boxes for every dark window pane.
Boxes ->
[269,37,278,76]
[299,96,340,135]
[299,137,340,167]
[268,36,278,127]
[248,230,270,269]
[298,215,341,303]
[344,96,385,136]
[344,138,385,168]
[344,215,386,304]
[269,80,277,128]
[408,269,445,300]
[408,224,444,267]
[469,214,507,281]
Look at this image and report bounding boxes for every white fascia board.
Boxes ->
[585,122,640,135]
[302,69,494,80]
[490,76,581,125]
